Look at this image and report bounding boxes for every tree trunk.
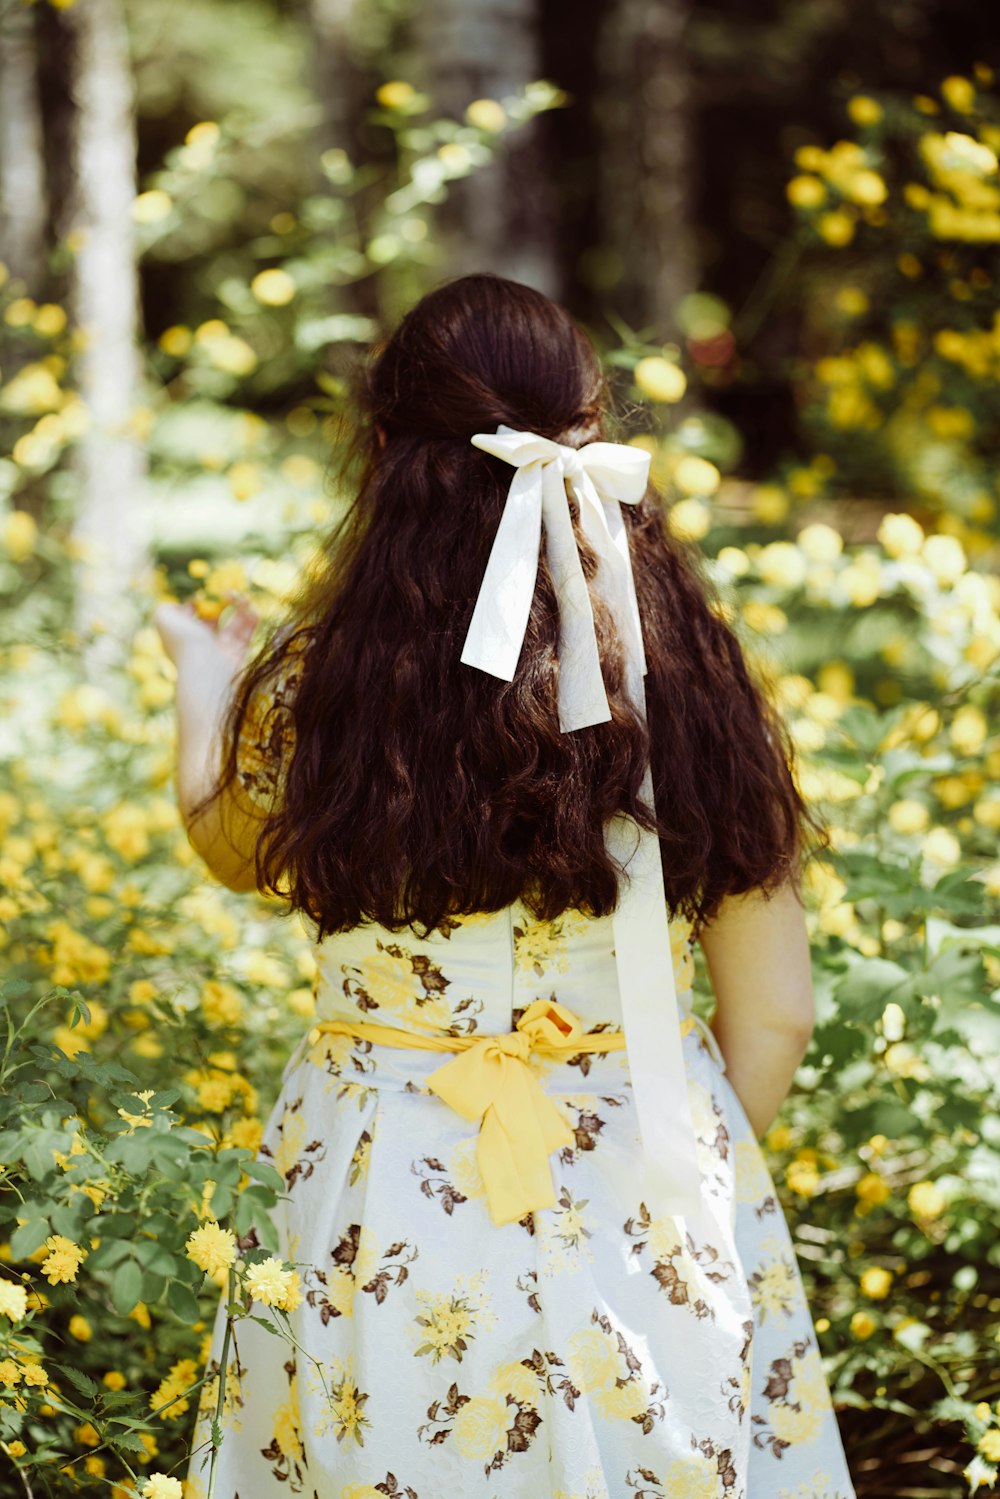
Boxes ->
[0,4,48,295]
[598,0,697,344]
[67,0,150,678]
[413,0,559,297]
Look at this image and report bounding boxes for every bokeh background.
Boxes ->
[1,0,999,1495]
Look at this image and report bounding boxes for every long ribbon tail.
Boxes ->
[461,463,543,682]
[607,780,704,1222]
[541,461,612,731]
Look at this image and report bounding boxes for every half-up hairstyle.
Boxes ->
[204,273,827,941]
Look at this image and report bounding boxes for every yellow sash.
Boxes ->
[308,997,697,1227]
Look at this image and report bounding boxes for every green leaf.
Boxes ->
[59,1364,100,1399]
[167,1280,202,1322]
[112,1259,143,1316]
[10,1216,50,1259]
[833,959,914,1023]
[242,1159,284,1193]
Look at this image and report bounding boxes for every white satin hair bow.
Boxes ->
[462,425,651,732]
[461,424,704,1222]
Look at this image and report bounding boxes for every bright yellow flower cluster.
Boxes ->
[39,1235,87,1286]
[244,1256,303,1312]
[150,1357,199,1420]
[186,1222,237,1276]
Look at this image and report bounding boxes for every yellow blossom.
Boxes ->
[940,76,976,113]
[847,96,883,126]
[466,99,507,133]
[634,356,686,403]
[860,1266,893,1299]
[68,1314,92,1341]
[908,1180,946,1219]
[0,1282,28,1320]
[141,1475,183,1499]
[850,1310,877,1339]
[40,1235,86,1285]
[250,268,296,306]
[245,1256,297,1309]
[2,511,38,561]
[376,80,416,110]
[186,1223,237,1277]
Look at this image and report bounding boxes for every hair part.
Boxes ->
[205,273,828,941]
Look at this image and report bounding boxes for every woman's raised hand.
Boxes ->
[154,592,259,677]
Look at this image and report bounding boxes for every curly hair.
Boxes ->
[205,273,827,941]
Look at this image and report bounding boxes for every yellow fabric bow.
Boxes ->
[426,997,625,1226]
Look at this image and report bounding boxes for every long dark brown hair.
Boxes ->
[206,273,827,941]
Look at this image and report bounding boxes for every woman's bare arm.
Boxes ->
[697,878,816,1138]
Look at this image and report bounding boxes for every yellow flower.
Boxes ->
[787,174,826,208]
[786,1160,820,1197]
[132,190,172,223]
[673,455,720,496]
[0,1359,21,1386]
[68,1314,92,1341]
[657,1452,720,1499]
[0,1282,28,1320]
[855,1171,891,1207]
[466,99,506,133]
[847,95,883,126]
[489,1360,540,1405]
[817,210,855,246]
[979,1429,1000,1463]
[2,511,38,561]
[860,1266,893,1299]
[21,1363,48,1387]
[908,1180,946,1220]
[565,1326,619,1393]
[74,1421,101,1447]
[186,1222,237,1276]
[141,1476,183,1499]
[245,1256,296,1309]
[888,799,929,835]
[103,1370,127,1391]
[6,1440,26,1458]
[595,1378,648,1420]
[40,1235,86,1285]
[376,80,416,110]
[451,1393,509,1460]
[250,268,296,306]
[158,325,191,357]
[634,355,686,403]
[940,75,976,113]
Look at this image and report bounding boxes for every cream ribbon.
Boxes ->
[463,425,704,1221]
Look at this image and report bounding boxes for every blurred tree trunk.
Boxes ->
[0,4,48,296]
[598,0,697,344]
[67,0,150,678]
[414,0,558,296]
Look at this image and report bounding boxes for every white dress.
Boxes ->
[185,899,857,1499]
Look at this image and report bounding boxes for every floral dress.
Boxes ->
[184,892,857,1499]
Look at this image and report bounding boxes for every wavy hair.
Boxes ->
[206,274,828,941]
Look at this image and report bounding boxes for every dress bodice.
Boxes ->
[312,900,696,1039]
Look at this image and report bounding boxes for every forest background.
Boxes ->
[1,0,1000,1495]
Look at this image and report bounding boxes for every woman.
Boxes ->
[156,274,856,1498]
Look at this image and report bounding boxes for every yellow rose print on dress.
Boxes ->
[308,1356,371,1445]
[304,1223,416,1322]
[565,1310,668,1434]
[411,1272,497,1363]
[342,1478,419,1499]
[669,912,696,991]
[625,1445,734,1499]
[748,1238,800,1322]
[340,939,483,1035]
[410,1135,489,1215]
[537,1186,595,1277]
[264,1096,327,1190]
[754,1340,831,1457]
[512,907,590,977]
[417,1357,545,1473]
[624,1203,735,1319]
[733,1137,776,1208]
[260,1364,305,1486]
